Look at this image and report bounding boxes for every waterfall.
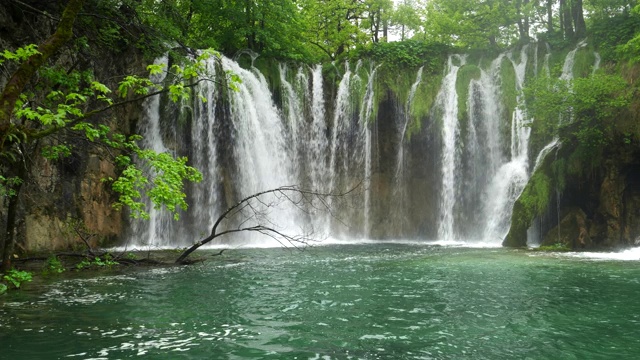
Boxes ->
[221,58,294,196]
[593,52,601,75]
[279,64,305,169]
[436,55,466,240]
[398,66,424,175]
[392,67,424,233]
[526,40,600,245]
[533,138,561,173]
[543,43,552,77]
[328,62,352,197]
[129,55,177,247]
[306,64,330,234]
[531,40,590,178]
[359,64,380,238]
[434,48,532,243]
[467,55,508,239]
[481,46,531,242]
[561,39,587,81]
[129,43,599,248]
[189,57,220,240]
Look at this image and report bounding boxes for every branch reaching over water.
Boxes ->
[174,182,363,264]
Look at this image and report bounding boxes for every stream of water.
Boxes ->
[2,244,640,359]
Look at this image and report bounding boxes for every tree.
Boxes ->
[525,73,632,159]
[0,0,214,271]
[175,184,363,264]
[391,0,424,41]
[423,0,518,49]
[361,0,393,43]
[299,0,370,59]
[0,0,88,271]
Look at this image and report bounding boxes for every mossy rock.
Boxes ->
[534,242,572,252]
[541,207,591,249]
[456,64,482,123]
[504,156,555,247]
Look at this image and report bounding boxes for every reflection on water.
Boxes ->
[2,244,640,359]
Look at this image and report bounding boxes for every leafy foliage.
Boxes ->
[0,44,41,65]
[2,269,33,289]
[2,45,219,224]
[536,242,572,252]
[75,254,119,270]
[43,256,66,275]
[525,71,632,180]
[356,40,449,71]
[0,176,22,197]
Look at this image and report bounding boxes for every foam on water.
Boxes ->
[562,247,640,261]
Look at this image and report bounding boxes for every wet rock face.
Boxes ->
[0,2,145,252]
[541,207,591,248]
[541,149,640,250]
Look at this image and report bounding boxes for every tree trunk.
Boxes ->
[245,0,255,50]
[1,160,25,272]
[572,0,586,38]
[546,0,553,33]
[383,19,388,41]
[516,0,529,41]
[560,0,574,40]
[523,0,530,39]
[0,0,86,144]
[0,0,86,270]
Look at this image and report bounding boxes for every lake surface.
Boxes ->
[2,243,640,359]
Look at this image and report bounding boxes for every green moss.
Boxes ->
[524,43,544,84]
[375,64,416,105]
[520,170,552,218]
[534,242,571,252]
[322,62,341,87]
[547,48,571,78]
[504,163,554,247]
[253,58,282,97]
[456,64,482,122]
[407,73,443,139]
[499,57,517,146]
[500,57,518,115]
[464,48,500,68]
[573,46,597,78]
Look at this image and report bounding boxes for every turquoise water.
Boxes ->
[2,244,640,359]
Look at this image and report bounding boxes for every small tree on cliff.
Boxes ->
[0,0,221,271]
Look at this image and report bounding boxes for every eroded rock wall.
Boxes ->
[1,1,147,252]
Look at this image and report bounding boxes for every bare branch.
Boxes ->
[175,182,363,264]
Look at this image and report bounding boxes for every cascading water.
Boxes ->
[525,40,602,246]
[392,67,424,232]
[593,52,601,75]
[130,42,603,248]
[482,46,532,242]
[188,56,220,240]
[436,55,466,241]
[359,64,380,238]
[307,64,329,193]
[430,45,535,244]
[328,62,353,197]
[279,64,305,169]
[128,55,176,247]
[463,55,508,239]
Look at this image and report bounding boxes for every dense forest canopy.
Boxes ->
[24,0,630,62]
[111,0,640,61]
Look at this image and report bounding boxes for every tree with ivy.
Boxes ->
[0,0,218,271]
